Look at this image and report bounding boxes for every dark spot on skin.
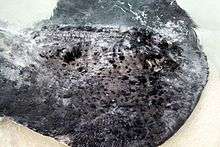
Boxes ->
[109,59,115,64]
[102,48,108,52]
[93,52,98,56]
[130,88,136,92]
[39,53,45,58]
[121,75,129,81]
[119,55,125,61]
[129,80,137,85]
[62,63,67,67]
[90,103,97,109]
[158,39,169,49]
[127,68,132,73]
[136,76,147,84]
[113,64,117,69]
[77,67,84,72]
[99,67,105,71]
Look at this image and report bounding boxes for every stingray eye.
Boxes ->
[60,46,82,63]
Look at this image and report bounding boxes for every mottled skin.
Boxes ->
[0,0,208,147]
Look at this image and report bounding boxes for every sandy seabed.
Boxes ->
[0,0,220,147]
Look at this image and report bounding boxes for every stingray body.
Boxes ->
[0,0,208,147]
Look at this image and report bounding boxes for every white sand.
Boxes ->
[0,0,220,147]
[0,0,58,28]
[0,118,67,147]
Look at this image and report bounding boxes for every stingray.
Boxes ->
[0,0,208,147]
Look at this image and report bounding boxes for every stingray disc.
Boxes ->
[0,0,208,147]
[0,25,208,146]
